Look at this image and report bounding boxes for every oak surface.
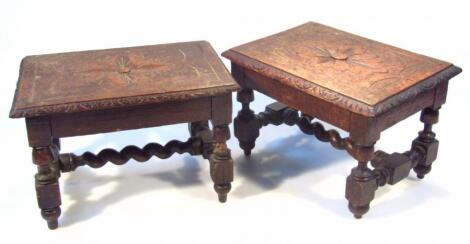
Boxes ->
[227,22,462,218]
[10,41,238,118]
[11,41,237,229]
[223,22,459,116]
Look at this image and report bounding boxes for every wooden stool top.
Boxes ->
[10,41,238,118]
[223,22,461,117]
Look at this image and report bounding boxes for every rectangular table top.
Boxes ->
[10,41,238,118]
[223,22,461,116]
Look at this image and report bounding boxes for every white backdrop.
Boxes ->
[1,0,469,243]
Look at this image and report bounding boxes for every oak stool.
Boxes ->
[10,41,239,229]
[222,22,462,218]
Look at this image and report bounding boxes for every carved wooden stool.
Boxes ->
[9,41,239,229]
[223,22,462,218]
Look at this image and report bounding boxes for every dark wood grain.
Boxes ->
[50,97,212,138]
[227,22,462,218]
[10,41,239,118]
[13,41,236,229]
[233,64,352,130]
[223,22,461,116]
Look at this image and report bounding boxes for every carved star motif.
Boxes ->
[117,56,133,84]
[311,46,384,71]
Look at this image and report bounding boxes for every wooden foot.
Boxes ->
[412,108,439,179]
[214,183,231,203]
[344,108,442,218]
[42,207,61,230]
[209,125,233,202]
[33,146,62,229]
[345,144,377,219]
[234,89,259,156]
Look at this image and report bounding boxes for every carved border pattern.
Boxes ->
[223,50,461,117]
[10,85,240,118]
[373,66,461,115]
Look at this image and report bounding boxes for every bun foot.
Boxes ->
[349,203,369,219]
[214,183,231,203]
[239,141,255,157]
[218,194,227,203]
[414,165,432,180]
[47,219,59,230]
[41,207,61,230]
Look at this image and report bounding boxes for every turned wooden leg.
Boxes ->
[209,125,233,202]
[345,143,378,219]
[26,117,62,229]
[33,145,62,229]
[234,89,259,156]
[413,107,440,179]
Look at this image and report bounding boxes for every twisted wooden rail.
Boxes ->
[252,102,438,187]
[256,103,353,152]
[235,91,441,219]
[59,137,204,172]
